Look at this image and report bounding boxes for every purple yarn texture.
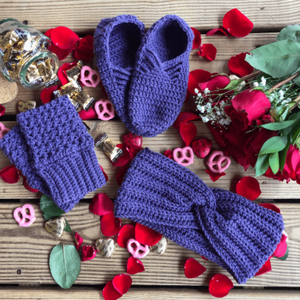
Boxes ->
[114,148,284,284]
[0,96,106,212]
[94,14,193,137]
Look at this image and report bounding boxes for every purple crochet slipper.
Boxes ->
[94,15,145,130]
[128,15,193,137]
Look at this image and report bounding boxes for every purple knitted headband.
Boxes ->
[114,148,284,284]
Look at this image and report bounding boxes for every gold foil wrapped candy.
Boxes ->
[45,217,66,238]
[151,236,168,254]
[95,237,116,257]
[17,99,36,112]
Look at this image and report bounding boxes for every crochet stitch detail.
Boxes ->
[114,148,284,284]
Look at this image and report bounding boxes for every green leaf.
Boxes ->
[279,140,290,172]
[40,195,65,221]
[259,136,288,155]
[64,220,72,233]
[260,119,296,131]
[254,154,270,177]
[223,79,243,90]
[276,246,289,261]
[277,24,300,42]
[245,40,300,78]
[293,74,300,87]
[269,152,280,174]
[49,244,81,289]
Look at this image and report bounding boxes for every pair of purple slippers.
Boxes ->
[94,15,193,137]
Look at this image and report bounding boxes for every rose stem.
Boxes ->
[268,71,300,93]
[289,94,300,111]
[239,70,261,82]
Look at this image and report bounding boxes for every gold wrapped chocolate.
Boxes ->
[94,133,123,163]
[17,99,36,112]
[83,121,90,132]
[65,60,84,82]
[95,237,116,257]
[45,217,66,238]
[150,236,168,254]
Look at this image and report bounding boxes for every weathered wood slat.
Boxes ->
[0,1,296,33]
[1,287,300,300]
[0,203,298,287]
[0,120,300,199]
[3,33,277,115]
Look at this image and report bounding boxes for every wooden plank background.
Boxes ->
[0,0,299,299]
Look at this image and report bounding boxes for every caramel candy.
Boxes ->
[17,100,36,112]
[94,133,123,163]
[45,217,66,238]
[0,72,18,104]
[95,237,116,257]
[151,236,168,254]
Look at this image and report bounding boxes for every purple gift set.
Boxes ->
[0,14,284,284]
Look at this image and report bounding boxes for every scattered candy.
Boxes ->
[127,257,145,275]
[206,150,231,173]
[191,138,212,158]
[94,99,115,121]
[17,100,36,112]
[45,216,66,238]
[184,258,206,278]
[74,232,83,251]
[173,146,194,166]
[112,274,132,296]
[95,237,116,258]
[80,66,100,87]
[89,193,114,216]
[117,224,135,248]
[208,274,234,298]
[236,176,261,201]
[122,132,143,148]
[0,72,18,104]
[127,238,150,259]
[82,245,97,262]
[179,122,197,146]
[135,223,163,247]
[14,204,36,227]
[101,212,121,237]
[0,122,10,139]
[0,165,20,183]
[150,236,168,254]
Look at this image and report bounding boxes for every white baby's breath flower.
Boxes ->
[194,88,199,94]
[202,116,209,123]
[261,76,266,86]
[253,82,259,87]
[204,88,210,94]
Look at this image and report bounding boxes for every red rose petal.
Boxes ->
[184,258,206,278]
[78,107,97,120]
[44,28,53,38]
[135,223,162,247]
[206,27,229,36]
[116,162,130,186]
[205,169,226,182]
[236,176,261,201]
[228,52,253,77]
[112,274,132,295]
[273,233,288,258]
[101,212,121,237]
[188,69,212,95]
[173,112,200,128]
[49,43,75,61]
[191,138,212,158]
[102,280,122,300]
[74,232,83,250]
[74,35,94,62]
[198,75,230,92]
[164,149,173,160]
[23,176,39,193]
[191,27,201,49]
[58,62,78,85]
[51,26,80,49]
[201,256,209,261]
[89,193,114,216]
[122,132,143,148]
[223,8,253,38]
[112,144,131,167]
[127,257,145,275]
[179,122,197,146]
[232,89,271,124]
[0,165,21,184]
[40,85,59,104]
[255,258,272,276]
[258,203,281,214]
[81,245,97,262]
[209,274,233,298]
[198,44,217,61]
[117,224,135,248]
[0,104,5,117]
[100,165,109,182]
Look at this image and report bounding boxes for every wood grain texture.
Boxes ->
[1,287,300,300]
[0,120,300,200]
[0,203,298,287]
[3,33,277,115]
[0,1,296,33]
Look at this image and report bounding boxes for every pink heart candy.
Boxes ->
[173,146,194,166]
[127,238,150,259]
[0,122,10,139]
[206,150,231,173]
[13,204,36,227]
[94,99,115,121]
[80,66,100,88]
